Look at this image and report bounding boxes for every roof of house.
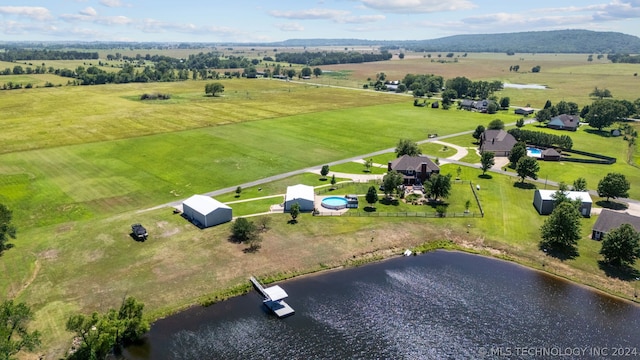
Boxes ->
[285,184,315,202]
[549,114,580,129]
[542,148,561,156]
[389,155,440,173]
[460,99,474,107]
[592,209,640,233]
[183,195,231,215]
[480,129,517,153]
[535,189,592,203]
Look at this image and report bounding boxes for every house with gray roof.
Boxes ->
[479,129,517,157]
[388,155,440,185]
[547,114,580,131]
[592,209,640,240]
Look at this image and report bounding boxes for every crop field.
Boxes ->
[1,51,640,357]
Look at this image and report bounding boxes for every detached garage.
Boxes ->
[182,195,232,228]
[533,189,592,217]
[284,184,315,212]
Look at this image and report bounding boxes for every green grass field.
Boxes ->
[2,53,640,358]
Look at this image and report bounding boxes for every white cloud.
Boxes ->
[340,14,386,24]
[276,22,305,31]
[99,0,126,8]
[79,7,97,16]
[269,8,350,20]
[359,0,476,13]
[0,6,52,21]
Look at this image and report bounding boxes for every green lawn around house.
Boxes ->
[328,161,388,175]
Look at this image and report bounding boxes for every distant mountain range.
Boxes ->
[270,30,640,54]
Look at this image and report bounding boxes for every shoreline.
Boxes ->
[145,239,639,326]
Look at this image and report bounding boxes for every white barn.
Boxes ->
[532,189,592,217]
[182,195,232,228]
[284,184,315,212]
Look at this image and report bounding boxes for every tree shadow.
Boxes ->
[243,245,261,254]
[597,260,640,280]
[380,197,399,206]
[426,201,449,209]
[364,206,377,212]
[584,128,611,138]
[513,182,537,190]
[596,200,628,211]
[287,219,298,224]
[319,178,328,182]
[478,174,493,179]
[540,244,579,261]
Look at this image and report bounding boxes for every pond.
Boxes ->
[125,251,640,359]
[503,83,547,90]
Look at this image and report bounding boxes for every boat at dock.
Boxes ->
[250,276,295,318]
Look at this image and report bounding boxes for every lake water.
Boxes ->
[125,251,640,359]
[503,83,547,90]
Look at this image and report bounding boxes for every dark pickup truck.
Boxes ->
[131,223,148,240]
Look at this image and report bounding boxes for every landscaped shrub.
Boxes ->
[508,128,573,149]
[140,93,171,100]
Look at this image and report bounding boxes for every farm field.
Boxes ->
[1,51,640,358]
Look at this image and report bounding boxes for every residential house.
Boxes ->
[479,129,518,157]
[532,189,592,217]
[547,114,580,131]
[388,155,440,185]
[460,99,492,113]
[591,209,640,240]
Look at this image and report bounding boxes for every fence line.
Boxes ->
[469,181,484,217]
[314,211,482,218]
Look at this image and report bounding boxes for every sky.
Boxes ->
[1,0,640,43]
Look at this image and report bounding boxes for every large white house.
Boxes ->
[182,195,232,228]
[284,184,315,212]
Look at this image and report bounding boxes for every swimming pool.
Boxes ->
[321,196,348,210]
[526,147,542,158]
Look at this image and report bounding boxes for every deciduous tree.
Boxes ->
[395,139,421,157]
[204,82,224,96]
[427,173,452,201]
[382,171,403,198]
[516,156,540,183]
[586,99,626,131]
[313,67,322,77]
[487,119,504,130]
[508,142,527,168]
[472,125,485,142]
[320,165,330,180]
[66,297,149,360]
[0,204,16,255]
[480,152,495,175]
[600,224,640,267]
[1,300,40,360]
[289,202,300,222]
[365,186,378,208]
[231,217,258,243]
[572,177,587,191]
[540,202,582,256]
[597,172,630,201]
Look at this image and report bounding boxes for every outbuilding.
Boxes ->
[284,184,315,212]
[182,195,232,228]
[533,189,592,217]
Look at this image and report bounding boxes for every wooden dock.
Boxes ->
[250,276,295,318]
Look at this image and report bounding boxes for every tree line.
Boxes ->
[507,128,573,149]
[275,51,392,66]
[0,49,99,61]
[606,53,640,64]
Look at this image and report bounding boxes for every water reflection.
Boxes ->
[125,251,640,359]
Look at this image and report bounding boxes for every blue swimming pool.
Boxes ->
[321,196,348,210]
[526,147,542,157]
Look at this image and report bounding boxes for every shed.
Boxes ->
[284,184,315,212]
[541,148,561,161]
[592,209,640,240]
[182,195,232,228]
[515,107,535,116]
[533,189,592,216]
